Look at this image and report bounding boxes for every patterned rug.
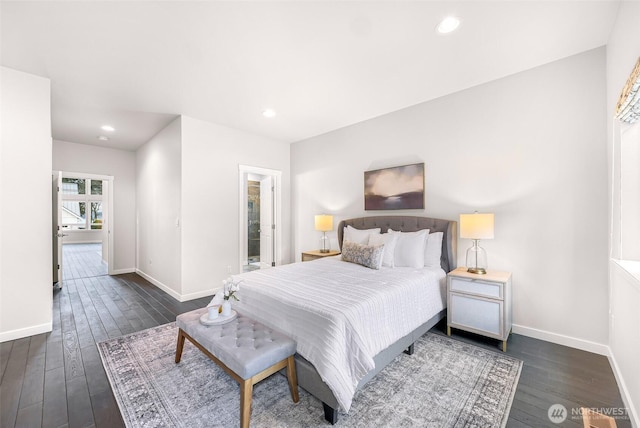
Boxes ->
[98,323,522,427]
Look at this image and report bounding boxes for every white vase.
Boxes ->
[221,300,231,317]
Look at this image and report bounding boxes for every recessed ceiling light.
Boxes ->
[262,109,276,118]
[437,16,460,34]
[101,125,115,132]
[97,135,109,141]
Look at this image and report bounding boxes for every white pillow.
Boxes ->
[343,225,381,245]
[368,233,398,268]
[424,232,443,268]
[388,229,429,268]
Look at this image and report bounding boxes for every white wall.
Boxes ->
[606,1,640,424]
[180,116,291,299]
[136,117,183,298]
[53,140,136,272]
[0,67,52,342]
[609,261,640,426]
[292,48,609,351]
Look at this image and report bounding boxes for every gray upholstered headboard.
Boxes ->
[337,216,457,272]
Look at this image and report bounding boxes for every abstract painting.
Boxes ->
[364,163,424,210]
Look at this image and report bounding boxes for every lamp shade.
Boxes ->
[314,214,334,232]
[460,213,494,239]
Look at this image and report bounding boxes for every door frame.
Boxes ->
[258,175,273,269]
[238,165,282,273]
[55,170,115,275]
[52,171,62,284]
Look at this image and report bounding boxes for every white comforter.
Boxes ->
[232,257,446,411]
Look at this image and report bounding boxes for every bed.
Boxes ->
[232,215,457,423]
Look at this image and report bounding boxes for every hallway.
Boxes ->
[62,243,108,281]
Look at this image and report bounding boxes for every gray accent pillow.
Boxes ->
[341,240,385,270]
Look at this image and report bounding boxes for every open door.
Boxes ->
[52,171,65,286]
[239,165,282,273]
[101,179,109,264]
[259,176,274,268]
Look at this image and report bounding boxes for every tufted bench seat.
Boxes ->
[175,308,299,428]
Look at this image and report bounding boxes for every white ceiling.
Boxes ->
[1,1,620,151]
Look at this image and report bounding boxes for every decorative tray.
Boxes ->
[200,310,237,326]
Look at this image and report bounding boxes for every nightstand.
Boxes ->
[301,250,341,262]
[446,267,512,352]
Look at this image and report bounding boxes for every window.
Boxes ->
[613,58,640,262]
[62,178,86,195]
[91,180,102,195]
[91,202,103,229]
[619,122,640,260]
[61,176,103,230]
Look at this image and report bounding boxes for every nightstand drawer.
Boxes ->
[449,276,503,299]
[449,293,503,337]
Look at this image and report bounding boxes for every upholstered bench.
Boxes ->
[175,308,299,428]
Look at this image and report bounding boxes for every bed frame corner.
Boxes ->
[323,402,339,424]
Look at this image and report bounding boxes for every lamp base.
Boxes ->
[465,239,488,275]
[320,232,330,253]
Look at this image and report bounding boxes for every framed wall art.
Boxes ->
[364,163,424,210]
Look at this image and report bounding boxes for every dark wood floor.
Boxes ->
[0,271,211,428]
[0,269,631,427]
[432,321,631,427]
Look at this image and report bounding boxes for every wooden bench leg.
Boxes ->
[286,356,299,403]
[240,379,253,428]
[175,326,297,428]
[175,329,186,363]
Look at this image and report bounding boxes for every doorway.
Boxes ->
[62,243,108,280]
[239,165,281,273]
[247,179,261,270]
[52,170,114,285]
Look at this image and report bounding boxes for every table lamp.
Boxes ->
[459,212,494,274]
[315,214,334,253]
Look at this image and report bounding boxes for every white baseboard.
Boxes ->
[0,322,52,343]
[608,348,640,427]
[136,269,183,301]
[181,287,220,302]
[512,324,609,356]
[110,267,136,275]
[135,269,218,302]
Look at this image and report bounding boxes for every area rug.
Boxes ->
[98,323,522,427]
